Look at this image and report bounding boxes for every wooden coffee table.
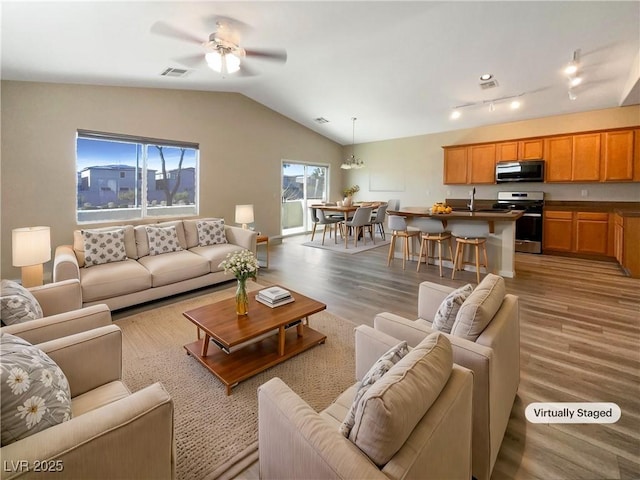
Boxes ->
[182,286,327,394]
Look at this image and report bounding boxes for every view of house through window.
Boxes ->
[76,131,199,222]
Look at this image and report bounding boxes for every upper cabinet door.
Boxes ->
[634,129,640,182]
[468,144,496,184]
[518,139,544,159]
[496,141,519,162]
[572,133,601,182]
[544,136,573,182]
[602,130,634,181]
[443,146,468,184]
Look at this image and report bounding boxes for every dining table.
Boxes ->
[311,202,385,222]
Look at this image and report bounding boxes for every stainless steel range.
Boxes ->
[494,191,545,254]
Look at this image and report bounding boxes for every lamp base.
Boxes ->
[21,264,43,288]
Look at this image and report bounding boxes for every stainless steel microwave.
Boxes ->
[496,160,545,183]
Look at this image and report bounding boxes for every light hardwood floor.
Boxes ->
[116,233,640,479]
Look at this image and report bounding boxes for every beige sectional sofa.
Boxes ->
[53,219,257,311]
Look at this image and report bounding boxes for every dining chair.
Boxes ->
[370,203,389,240]
[342,206,374,248]
[387,199,401,211]
[309,207,341,245]
[387,215,420,269]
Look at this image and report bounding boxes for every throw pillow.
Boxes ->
[339,341,409,438]
[82,229,128,267]
[451,273,506,341]
[196,219,228,246]
[432,283,474,333]
[1,333,72,446]
[349,332,453,467]
[145,225,183,255]
[0,280,43,326]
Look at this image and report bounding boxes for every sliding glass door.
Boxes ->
[281,162,329,236]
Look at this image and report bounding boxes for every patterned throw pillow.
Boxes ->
[83,229,127,267]
[339,341,409,438]
[145,225,183,256]
[196,219,227,246]
[1,333,72,446]
[432,284,474,333]
[0,280,43,326]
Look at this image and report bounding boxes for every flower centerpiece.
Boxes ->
[343,185,360,206]
[218,250,259,315]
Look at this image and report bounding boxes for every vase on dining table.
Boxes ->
[236,277,249,315]
[343,196,353,207]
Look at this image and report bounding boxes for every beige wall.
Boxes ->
[343,106,640,206]
[1,81,343,280]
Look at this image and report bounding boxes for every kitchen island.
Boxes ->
[388,207,524,278]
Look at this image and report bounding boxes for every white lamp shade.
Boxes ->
[12,226,51,267]
[235,205,255,225]
[205,51,241,74]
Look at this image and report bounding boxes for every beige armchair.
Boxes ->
[1,279,111,344]
[1,325,175,480]
[258,325,473,480]
[374,275,520,480]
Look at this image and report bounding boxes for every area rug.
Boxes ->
[303,235,390,254]
[116,282,357,480]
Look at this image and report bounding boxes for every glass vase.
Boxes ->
[235,278,249,315]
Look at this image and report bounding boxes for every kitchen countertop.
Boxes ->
[544,200,640,213]
[388,207,523,233]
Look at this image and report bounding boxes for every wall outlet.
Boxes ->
[581,189,588,197]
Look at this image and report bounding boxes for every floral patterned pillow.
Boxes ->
[196,219,228,246]
[432,283,474,333]
[82,229,128,267]
[0,280,43,326]
[339,341,409,438]
[0,333,72,446]
[145,225,183,256]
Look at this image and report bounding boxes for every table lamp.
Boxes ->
[12,226,51,287]
[235,204,254,229]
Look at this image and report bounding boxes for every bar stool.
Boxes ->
[415,218,454,276]
[451,224,489,284]
[387,215,420,270]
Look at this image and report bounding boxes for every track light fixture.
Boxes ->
[449,93,525,119]
[565,49,582,100]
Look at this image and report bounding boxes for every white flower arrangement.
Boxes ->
[218,250,259,282]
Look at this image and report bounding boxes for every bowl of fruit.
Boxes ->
[431,202,453,214]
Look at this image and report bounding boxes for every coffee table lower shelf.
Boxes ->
[184,325,326,395]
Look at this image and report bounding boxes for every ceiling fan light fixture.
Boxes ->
[205,51,241,74]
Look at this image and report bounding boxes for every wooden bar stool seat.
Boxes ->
[387,215,420,270]
[451,235,489,284]
[417,231,454,276]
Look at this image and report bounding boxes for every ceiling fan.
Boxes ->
[151,17,287,77]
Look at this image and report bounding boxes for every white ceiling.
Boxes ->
[2,1,639,145]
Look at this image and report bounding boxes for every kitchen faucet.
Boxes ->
[468,187,476,211]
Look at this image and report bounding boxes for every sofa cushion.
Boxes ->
[138,250,209,287]
[432,283,474,333]
[197,219,228,246]
[80,259,152,303]
[189,244,246,273]
[0,280,43,326]
[74,225,137,267]
[71,380,131,417]
[451,273,505,341]
[145,225,183,256]
[340,341,409,438]
[82,229,128,267]
[1,333,72,446]
[135,221,187,257]
[349,332,453,467]
[183,218,223,249]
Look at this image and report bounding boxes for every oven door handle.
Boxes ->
[523,213,542,217]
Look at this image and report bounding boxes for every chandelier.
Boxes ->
[341,117,365,170]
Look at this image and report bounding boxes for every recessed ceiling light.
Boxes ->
[480,73,493,81]
[450,110,461,120]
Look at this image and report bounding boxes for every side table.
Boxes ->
[256,234,269,268]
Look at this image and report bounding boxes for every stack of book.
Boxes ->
[256,286,295,308]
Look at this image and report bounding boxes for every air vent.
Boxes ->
[160,67,190,78]
[314,117,330,124]
[480,79,499,89]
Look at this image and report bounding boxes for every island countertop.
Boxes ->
[388,207,523,233]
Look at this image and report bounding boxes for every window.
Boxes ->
[76,130,199,222]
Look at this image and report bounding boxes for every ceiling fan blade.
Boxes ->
[173,54,206,68]
[150,21,204,45]
[237,63,259,77]
[244,48,287,64]
[204,15,253,37]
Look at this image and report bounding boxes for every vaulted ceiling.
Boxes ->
[2,1,639,145]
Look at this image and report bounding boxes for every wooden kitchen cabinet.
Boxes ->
[544,133,600,182]
[543,211,573,252]
[443,146,468,184]
[495,139,543,162]
[544,136,573,182]
[613,213,640,278]
[468,144,496,183]
[634,129,640,182]
[495,141,519,162]
[602,130,634,181]
[614,214,624,264]
[575,212,609,255]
